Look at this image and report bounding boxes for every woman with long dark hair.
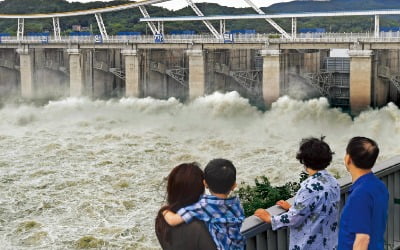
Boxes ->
[155,163,217,250]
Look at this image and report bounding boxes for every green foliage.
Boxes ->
[237,172,308,217]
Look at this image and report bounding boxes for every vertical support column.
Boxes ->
[220,20,226,36]
[187,48,205,99]
[17,18,24,41]
[349,50,373,114]
[53,17,61,41]
[67,49,84,97]
[122,49,140,97]
[375,15,380,39]
[157,22,164,35]
[16,47,34,99]
[260,49,281,107]
[292,17,297,39]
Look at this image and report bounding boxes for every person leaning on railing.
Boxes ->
[254,136,341,250]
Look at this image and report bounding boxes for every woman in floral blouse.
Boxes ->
[255,137,340,250]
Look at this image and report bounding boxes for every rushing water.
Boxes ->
[0,92,399,249]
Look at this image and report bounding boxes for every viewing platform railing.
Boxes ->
[240,155,400,250]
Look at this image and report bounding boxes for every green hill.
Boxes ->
[0,0,399,35]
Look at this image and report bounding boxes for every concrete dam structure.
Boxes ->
[1,41,400,114]
[1,6,400,113]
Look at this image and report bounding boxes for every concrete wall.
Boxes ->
[34,49,68,99]
[1,46,398,111]
[141,49,187,100]
[280,50,321,100]
[387,50,400,104]
[204,49,262,103]
[372,50,389,107]
[92,50,115,98]
[0,49,19,99]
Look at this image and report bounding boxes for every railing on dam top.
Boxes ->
[2,32,400,44]
[240,155,400,250]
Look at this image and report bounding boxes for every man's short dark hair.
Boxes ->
[204,159,236,194]
[296,136,334,171]
[346,137,379,169]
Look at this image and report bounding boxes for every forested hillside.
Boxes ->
[0,0,399,35]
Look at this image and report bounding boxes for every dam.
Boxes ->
[1,6,400,113]
[1,36,400,114]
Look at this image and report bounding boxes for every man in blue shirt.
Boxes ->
[339,137,389,250]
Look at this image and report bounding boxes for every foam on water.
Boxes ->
[0,92,399,249]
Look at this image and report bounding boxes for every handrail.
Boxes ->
[2,33,400,44]
[240,155,400,240]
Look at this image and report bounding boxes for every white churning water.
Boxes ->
[0,92,399,249]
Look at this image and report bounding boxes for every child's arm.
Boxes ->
[162,210,184,226]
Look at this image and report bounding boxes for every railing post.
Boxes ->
[17,18,24,41]
[375,15,380,39]
[291,17,297,39]
[53,17,61,41]
[220,19,226,37]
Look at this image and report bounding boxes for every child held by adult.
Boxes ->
[163,158,246,250]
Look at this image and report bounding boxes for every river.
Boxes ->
[0,92,399,249]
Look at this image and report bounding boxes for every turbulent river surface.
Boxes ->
[0,92,399,249]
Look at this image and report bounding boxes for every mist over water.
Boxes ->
[0,92,399,249]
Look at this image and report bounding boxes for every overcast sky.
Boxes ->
[66,0,293,10]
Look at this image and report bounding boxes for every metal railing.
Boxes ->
[241,155,400,250]
[2,32,400,45]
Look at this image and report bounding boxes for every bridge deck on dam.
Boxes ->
[2,33,400,49]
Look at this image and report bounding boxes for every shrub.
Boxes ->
[237,172,308,217]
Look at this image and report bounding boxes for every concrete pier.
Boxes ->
[261,49,281,107]
[122,49,140,97]
[67,49,84,97]
[17,47,34,99]
[349,50,373,114]
[187,48,205,100]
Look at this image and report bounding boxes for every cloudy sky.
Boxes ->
[66,0,293,10]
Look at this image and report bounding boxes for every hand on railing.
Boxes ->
[276,200,291,211]
[254,209,272,223]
